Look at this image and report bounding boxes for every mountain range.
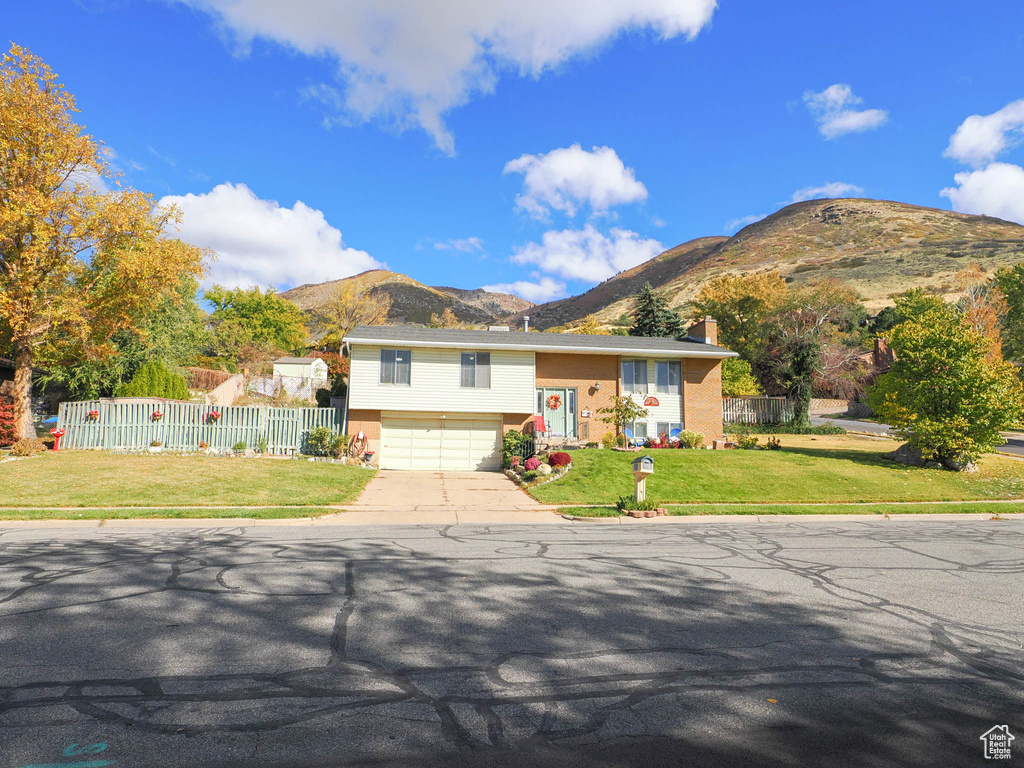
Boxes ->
[281,198,1024,331]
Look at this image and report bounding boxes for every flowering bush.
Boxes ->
[524,457,541,471]
[549,452,572,468]
[151,411,163,421]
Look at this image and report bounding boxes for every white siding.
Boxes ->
[349,344,535,414]
[621,357,685,426]
[273,361,328,379]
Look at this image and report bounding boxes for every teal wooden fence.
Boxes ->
[57,400,344,455]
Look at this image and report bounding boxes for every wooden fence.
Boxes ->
[722,396,794,425]
[57,400,344,455]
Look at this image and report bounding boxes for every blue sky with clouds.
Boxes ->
[7,0,1024,302]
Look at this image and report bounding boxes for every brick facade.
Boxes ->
[534,352,619,444]
[682,358,724,438]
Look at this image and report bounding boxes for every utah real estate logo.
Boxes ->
[980,725,1015,760]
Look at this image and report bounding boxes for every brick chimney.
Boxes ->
[688,316,718,345]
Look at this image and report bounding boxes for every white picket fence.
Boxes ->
[722,396,794,425]
[57,400,344,455]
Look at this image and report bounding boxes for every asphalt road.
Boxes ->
[1,520,1022,768]
[811,416,1024,456]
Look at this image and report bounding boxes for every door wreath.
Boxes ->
[546,394,562,410]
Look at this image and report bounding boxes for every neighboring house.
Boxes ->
[343,319,736,471]
[273,357,330,381]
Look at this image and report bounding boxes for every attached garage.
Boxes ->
[380,413,502,471]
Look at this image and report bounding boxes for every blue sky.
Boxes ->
[7,0,1024,302]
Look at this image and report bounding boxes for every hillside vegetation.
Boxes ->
[279,269,533,329]
[517,199,1024,329]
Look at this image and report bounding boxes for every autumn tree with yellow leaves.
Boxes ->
[0,44,207,438]
[316,283,392,350]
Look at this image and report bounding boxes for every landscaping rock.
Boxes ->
[884,442,976,472]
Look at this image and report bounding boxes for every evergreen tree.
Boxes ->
[628,284,684,338]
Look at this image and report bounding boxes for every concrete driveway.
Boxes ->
[339,470,561,524]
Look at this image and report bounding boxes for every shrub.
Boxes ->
[0,402,18,447]
[615,495,658,512]
[726,422,845,435]
[585,442,598,448]
[151,439,163,448]
[117,361,190,400]
[502,429,531,468]
[522,470,538,482]
[601,431,618,449]
[549,452,572,468]
[616,434,626,448]
[764,436,782,451]
[524,457,541,471]
[198,440,209,449]
[677,430,705,449]
[232,441,247,452]
[329,434,347,459]
[305,426,337,456]
[737,434,760,450]
[10,438,46,457]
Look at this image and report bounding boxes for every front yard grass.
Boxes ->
[559,501,1024,517]
[0,451,376,508]
[531,434,1024,505]
[0,507,338,521]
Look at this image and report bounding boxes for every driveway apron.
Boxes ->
[338,471,561,524]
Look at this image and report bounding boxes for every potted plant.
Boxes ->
[149,439,163,454]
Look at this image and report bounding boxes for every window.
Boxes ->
[655,422,684,440]
[621,359,648,393]
[625,421,648,444]
[655,361,681,395]
[379,349,411,385]
[460,352,491,388]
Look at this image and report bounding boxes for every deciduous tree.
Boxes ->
[690,272,786,358]
[206,285,308,358]
[0,44,207,437]
[996,263,1024,365]
[868,307,1024,467]
[316,283,392,350]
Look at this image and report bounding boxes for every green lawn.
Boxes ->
[0,452,376,508]
[560,501,1024,517]
[531,435,1024,505]
[0,507,338,521]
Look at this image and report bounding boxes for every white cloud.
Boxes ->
[510,225,664,282]
[944,99,1024,167]
[482,277,567,303]
[504,144,648,218]
[724,214,765,233]
[433,237,485,253]
[803,84,888,139]
[790,181,864,202]
[940,162,1024,225]
[159,182,381,288]
[176,0,717,154]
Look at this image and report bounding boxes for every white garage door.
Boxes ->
[381,414,502,471]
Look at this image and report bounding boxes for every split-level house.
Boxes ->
[343,319,736,471]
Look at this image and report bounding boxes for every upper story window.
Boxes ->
[460,352,491,388]
[655,361,681,395]
[621,359,648,393]
[379,349,411,386]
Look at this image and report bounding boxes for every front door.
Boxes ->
[537,388,576,438]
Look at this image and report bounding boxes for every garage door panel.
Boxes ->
[382,414,500,471]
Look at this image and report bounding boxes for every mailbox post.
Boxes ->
[631,455,655,502]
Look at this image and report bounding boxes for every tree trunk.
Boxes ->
[12,341,35,440]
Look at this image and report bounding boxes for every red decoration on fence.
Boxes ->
[207,410,221,423]
[151,411,164,421]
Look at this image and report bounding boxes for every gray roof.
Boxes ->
[274,356,324,364]
[343,326,737,358]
